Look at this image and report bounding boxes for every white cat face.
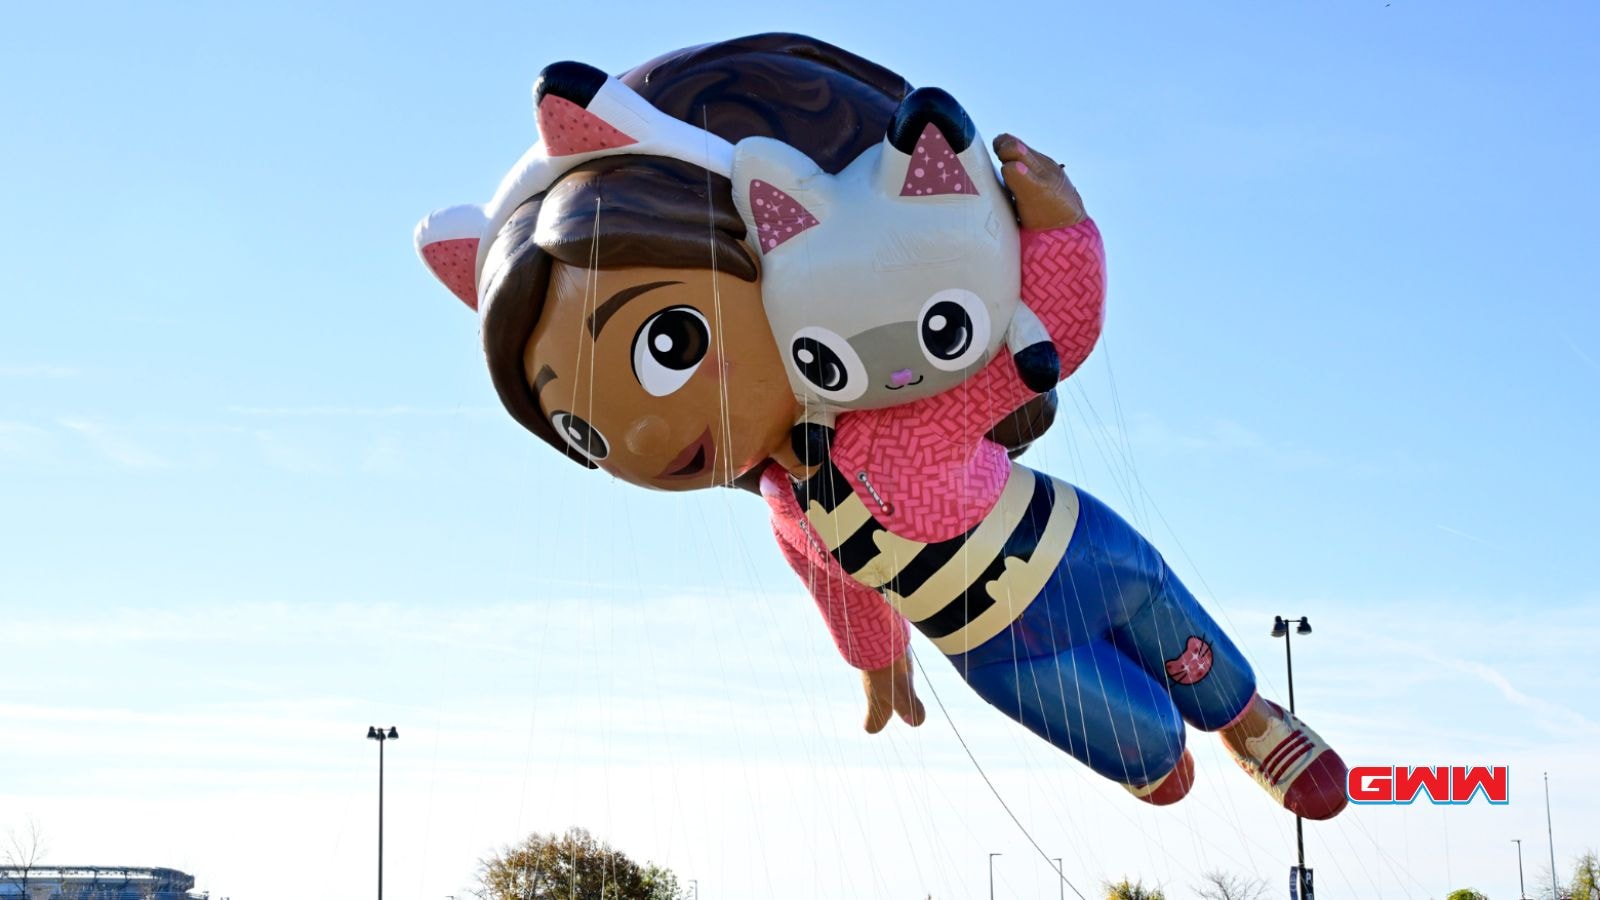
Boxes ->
[732,88,1021,411]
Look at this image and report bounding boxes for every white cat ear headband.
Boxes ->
[413,61,735,310]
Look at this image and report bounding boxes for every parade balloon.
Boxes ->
[415,33,1350,820]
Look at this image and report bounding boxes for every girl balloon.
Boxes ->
[416,34,1348,820]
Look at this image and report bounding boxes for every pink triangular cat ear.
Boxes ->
[878,87,983,198]
[536,94,638,156]
[747,179,820,252]
[532,61,640,157]
[414,204,489,310]
[900,123,975,197]
[730,137,828,256]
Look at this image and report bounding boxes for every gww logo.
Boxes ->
[1347,765,1509,804]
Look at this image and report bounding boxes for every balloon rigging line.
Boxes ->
[615,488,698,874]
[514,157,1379,897]
[688,500,782,897]
[1063,362,1286,873]
[1028,357,1256,878]
[1085,346,1432,896]
[701,112,737,487]
[698,129,856,890]
[911,647,1091,900]
[1098,341,1153,529]
[587,197,616,890]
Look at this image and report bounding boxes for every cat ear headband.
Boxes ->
[413,61,735,311]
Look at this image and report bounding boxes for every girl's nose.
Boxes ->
[890,368,915,387]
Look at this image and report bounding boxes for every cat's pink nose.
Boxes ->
[890,368,916,387]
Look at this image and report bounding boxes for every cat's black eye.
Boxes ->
[917,290,991,372]
[793,337,850,392]
[920,300,974,362]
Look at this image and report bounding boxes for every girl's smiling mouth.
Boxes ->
[658,428,715,479]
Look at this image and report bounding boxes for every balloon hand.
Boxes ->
[994,133,1086,231]
[862,652,928,733]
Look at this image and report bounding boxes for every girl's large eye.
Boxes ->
[790,327,867,403]
[550,411,609,463]
[918,289,991,372]
[632,306,711,397]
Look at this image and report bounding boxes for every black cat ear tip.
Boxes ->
[533,60,610,107]
[1014,342,1061,393]
[887,86,977,155]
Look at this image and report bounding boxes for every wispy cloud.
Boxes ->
[359,435,409,475]
[56,417,168,468]
[1322,610,1600,742]
[1565,335,1600,373]
[0,364,77,378]
[1076,410,1332,469]
[4,592,1596,900]
[252,429,330,473]
[0,421,52,460]
[1435,524,1491,545]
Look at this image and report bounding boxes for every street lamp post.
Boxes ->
[1272,616,1313,899]
[366,725,399,900]
[1545,773,1559,900]
[1052,857,1064,900]
[1512,838,1527,899]
[988,853,1002,900]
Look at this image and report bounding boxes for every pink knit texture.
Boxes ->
[762,464,910,671]
[824,218,1106,543]
[1019,219,1106,377]
[759,219,1105,664]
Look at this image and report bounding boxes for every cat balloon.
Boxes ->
[730,88,1059,422]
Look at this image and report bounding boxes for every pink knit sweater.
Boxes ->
[763,219,1107,669]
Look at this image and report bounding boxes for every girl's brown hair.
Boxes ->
[479,34,912,456]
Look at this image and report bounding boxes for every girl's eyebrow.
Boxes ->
[533,365,558,394]
[587,280,684,338]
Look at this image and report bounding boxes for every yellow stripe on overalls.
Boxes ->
[928,472,1082,655]
[801,491,874,552]
[881,465,1036,619]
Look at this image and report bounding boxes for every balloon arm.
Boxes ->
[920,217,1108,449]
[1019,218,1106,379]
[762,465,910,671]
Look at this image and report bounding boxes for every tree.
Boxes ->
[1104,878,1166,900]
[1535,862,1568,900]
[1196,871,1267,900]
[2,818,47,894]
[472,827,682,900]
[1571,850,1600,900]
[1446,889,1489,900]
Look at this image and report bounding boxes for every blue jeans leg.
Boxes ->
[960,636,1187,787]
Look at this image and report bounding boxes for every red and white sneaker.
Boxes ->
[1123,747,1196,807]
[1221,696,1348,820]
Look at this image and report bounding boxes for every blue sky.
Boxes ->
[2,2,1597,898]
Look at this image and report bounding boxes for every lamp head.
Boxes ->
[387,726,400,740]
[367,726,380,740]
[1297,618,1313,635]
[1271,616,1287,638]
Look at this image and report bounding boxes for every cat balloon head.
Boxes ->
[731,87,1022,412]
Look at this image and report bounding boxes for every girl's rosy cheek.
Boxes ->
[625,415,671,457]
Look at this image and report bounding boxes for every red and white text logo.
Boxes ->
[1347,766,1510,805]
